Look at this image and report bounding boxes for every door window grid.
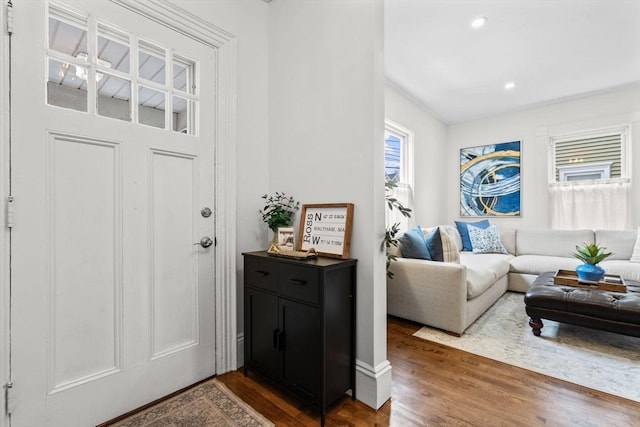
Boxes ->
[46,4,199,135]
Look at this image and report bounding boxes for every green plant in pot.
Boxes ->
[259,192,300,244]
[572,243,612,282]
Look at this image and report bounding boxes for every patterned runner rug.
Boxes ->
[413,292,640,402]
[105,378,274,427]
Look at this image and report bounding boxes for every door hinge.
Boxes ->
[6,195,14,228]
[6,0,14,35]
[4,382,13,416]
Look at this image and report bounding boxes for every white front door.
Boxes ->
[9,1,218,425]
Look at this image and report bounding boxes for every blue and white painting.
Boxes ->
[460,141,521,217]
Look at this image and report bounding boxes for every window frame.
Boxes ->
[384,119,414,190]
[548,125,630,184]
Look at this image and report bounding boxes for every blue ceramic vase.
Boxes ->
[575,263,605,282]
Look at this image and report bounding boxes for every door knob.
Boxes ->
[194,236,213,248]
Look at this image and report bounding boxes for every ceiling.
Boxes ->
[385,0,640,125]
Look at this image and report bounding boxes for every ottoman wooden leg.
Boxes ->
[529,317,543,336]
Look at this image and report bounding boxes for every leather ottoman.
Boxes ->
[524,271,640,338]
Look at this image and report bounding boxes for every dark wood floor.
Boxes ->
[217,316,640,426]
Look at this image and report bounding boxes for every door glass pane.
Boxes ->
[47,58,87,112]
[98,75,131,122]
[139,86,166,129]
[139,41,166,85]
[98,25,130,74]
[172,96,190,133]
[173,56,195,94]
[49,17,87,57]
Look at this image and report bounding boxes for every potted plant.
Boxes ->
[259,192,300,244]
[572,242,612,282]
[384,180,412,279]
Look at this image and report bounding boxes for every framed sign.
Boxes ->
[297,203,354,259]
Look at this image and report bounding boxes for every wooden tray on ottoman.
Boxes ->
[553,269,627,293]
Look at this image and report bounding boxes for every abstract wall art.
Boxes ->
[460,141,521,217]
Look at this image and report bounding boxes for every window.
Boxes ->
[385,120,414,231]
[46,4,198,135]
[551,128,627,183]
[548,126,631,230]
[384,120,413,187]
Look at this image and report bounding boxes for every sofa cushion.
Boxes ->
[468,224,509,254]
[398,225,431,260]
[455,220,490,251]
[500,227,516,255]
[630,227,640,263]
[599,260,640,281]
[509,255,580,275]
[460,252,512,299]
[426,227,460,263]
[516,229,594,257]
[595,229,637,260]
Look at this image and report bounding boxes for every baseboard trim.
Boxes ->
[355,359,392,410]
[236,333,244,368]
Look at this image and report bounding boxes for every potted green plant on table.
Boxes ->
[572,242,612,282]
[259,192,300,245]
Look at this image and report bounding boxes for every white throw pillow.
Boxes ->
[468,224,509,255]
[630,227,640,263]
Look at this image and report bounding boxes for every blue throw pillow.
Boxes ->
[455,220,490,251]
[424,227,443,262]
[398,225,431,260]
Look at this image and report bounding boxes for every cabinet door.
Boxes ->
[245,288,278,379]
[279,298,319,401]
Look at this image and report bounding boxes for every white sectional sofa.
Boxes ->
[387,225,640,335]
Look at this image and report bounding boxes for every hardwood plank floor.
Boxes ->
[217,316,640,426]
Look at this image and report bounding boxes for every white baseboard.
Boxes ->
[236,333,244,368]
[355,359,392,410]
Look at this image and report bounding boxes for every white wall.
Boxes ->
[385,85,447,226]
[446,84,640,230]
[176,0,270,365]
[268,0,390,409]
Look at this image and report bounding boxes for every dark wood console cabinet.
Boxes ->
[242,251,356,425]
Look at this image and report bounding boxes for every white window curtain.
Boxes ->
[549,179,632,230]
[385,183,415,233]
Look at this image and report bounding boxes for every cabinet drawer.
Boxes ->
[245,256,277,292]
[278,264,319,304]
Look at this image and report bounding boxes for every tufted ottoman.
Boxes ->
[524,271,640,338]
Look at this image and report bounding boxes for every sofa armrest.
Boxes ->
[387,258,468,335]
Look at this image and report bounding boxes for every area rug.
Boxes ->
[413,292,640,403]
[107,378,274,427]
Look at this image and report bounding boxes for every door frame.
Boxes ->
[0,2,238,423]
[1,1,11,425]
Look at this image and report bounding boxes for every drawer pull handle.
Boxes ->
[288,279,307,286]
[255,270,270,276]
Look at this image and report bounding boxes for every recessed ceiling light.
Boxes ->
[504,81,516,90]
[471,16,487,29]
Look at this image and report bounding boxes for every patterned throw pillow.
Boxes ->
[455,220,490,251]
[467,224,509,254]
[398,225,431,260]
[426,227,460,263]
[630,227,640,263]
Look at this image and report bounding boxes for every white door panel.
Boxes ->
[10,1,217,425]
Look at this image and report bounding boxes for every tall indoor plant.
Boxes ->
[385,180,412,278]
